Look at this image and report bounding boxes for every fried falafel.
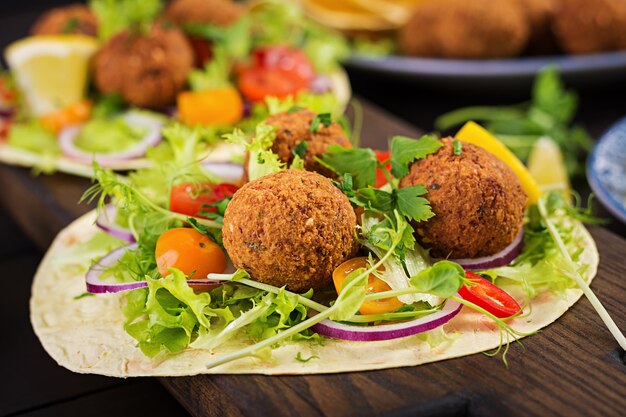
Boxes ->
[93,22,193,108]
[223,169,358,292]
[31,4,98,37]
[398,0,530,59]
[266,109,352,178]
[399,138,526,259]
[165,0,244,27]
[552,0,626,54]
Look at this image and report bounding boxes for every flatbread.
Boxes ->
[30,209,598,377]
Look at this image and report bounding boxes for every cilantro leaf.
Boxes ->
[292,140,308,158]
[318,145,377,189]
[310,113,332,133]
[395,186,434,223]
[390,135,442,178]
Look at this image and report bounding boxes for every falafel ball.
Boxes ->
[399,138,526,259]
[93,22,193,108]
[552,0,626,54]
[265,109,352,178]
[520,0,559,55]
[398,0,530,58]
[223,169,358,292]
[165,0,244,27]
[31,4,98,37]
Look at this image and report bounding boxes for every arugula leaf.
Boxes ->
[310,113,332,133]
[390,135,442,178]
[410,261,465,298]
[318,145,377,189]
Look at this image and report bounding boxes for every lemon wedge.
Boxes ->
[4,35,99,117]
[455,121,542,205]
[301,0,414,31]
[527,136,570,193]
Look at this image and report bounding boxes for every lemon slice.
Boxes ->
[455,121,542,205]
[527,136,570,193]
[4,35,99,116]
[301,0,413,31]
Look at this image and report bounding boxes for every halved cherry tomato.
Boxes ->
[333,257,403,316]
[238,68,310,102]
[374,150,391,188]
[170,182,239,218]
[458,271,522,319]
[155,228,227,280]
[251,45,315,82]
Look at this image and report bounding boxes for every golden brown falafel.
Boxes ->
[165,0,244,27]
[223,169,358,292]
[93,22,193,108]
[31,4,98,37]
[266,109,352,177]
[399,138,526,259]
[398,0,530,59]
[519,0,559,55]
[552,0,626,54]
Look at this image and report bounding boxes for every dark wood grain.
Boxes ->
[1,101,624,417]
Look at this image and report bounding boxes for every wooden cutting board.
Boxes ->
[0,100,624,417]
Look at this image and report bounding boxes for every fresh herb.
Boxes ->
[390,135,442,178]
[73,292,95,300]
[188,46,232,90]
[292,141,308,158]
[319,145,378,189]
[453,139,463,156]
[295,352,319,362]
[62,17,79,33]
[90,0,163,41]
[435,67,592,177]
[310,113,332,133]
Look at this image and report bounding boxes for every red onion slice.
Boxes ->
[311,299,462,342]
[201,161,244,183]
[58,111,163,166]
[450,228,524,270]
[86,243,221,294]
[96,204,136,243]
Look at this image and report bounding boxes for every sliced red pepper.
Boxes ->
[458,271,522,319]
[374,150,391,188]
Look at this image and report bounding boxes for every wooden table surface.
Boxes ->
[1,100,625,417]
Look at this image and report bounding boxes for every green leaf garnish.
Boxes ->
[295,352,319,362]
[453,139,463,156]
[318,145,377,189]
[292,140,309,159]
[390,135,442,178]
[310,113,332,133]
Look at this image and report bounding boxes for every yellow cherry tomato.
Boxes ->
[39,99,92,135]
[155,228,227,279]
[177,87,243,126]
[455,121,541,205]
[332,257,403,316]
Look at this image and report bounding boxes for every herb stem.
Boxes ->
[211,275,329,313]
[206,304,337,369]
[538,198,626,351]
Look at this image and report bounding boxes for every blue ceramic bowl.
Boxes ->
[587,116,626,224]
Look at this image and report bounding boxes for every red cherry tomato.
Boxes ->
[238,68,310,102]
[238,45,315,102]
[170,182,239,218]
[333,257,403,315]
[458,271,522,319]
[374,150,391,188]
[252,45,315,82]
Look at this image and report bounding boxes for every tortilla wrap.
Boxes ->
[30,209,598,377]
